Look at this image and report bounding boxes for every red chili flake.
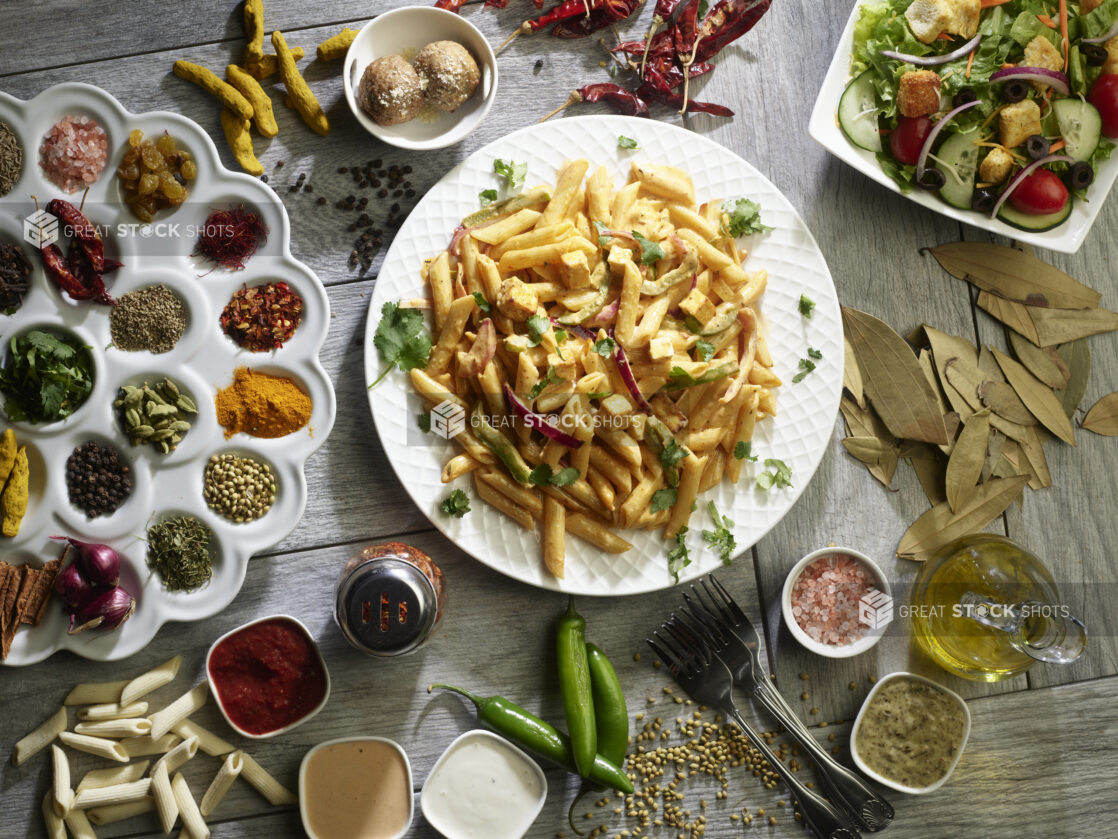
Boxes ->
[220,282,304,351]
[194,206,268,271]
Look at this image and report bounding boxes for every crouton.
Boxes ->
[979,147,1015,185]
[998,100,1042,149]
[1104,36,1118,75]
[1024,35,1063,90]
[898,70,943,117]
[905,0,979,44]
[496,277,538,322]
[558,250,591,289]
[679,288,716,325]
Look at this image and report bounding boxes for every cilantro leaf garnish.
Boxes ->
[526,314,550,347]
[440,489,471,518]
[660,439,689,474]
[472,291,492,314]
[631,231,665,266]
[733,441,758,462]
[807,346,822,360]
[667,526,691,583]
[418,412,431,433]
[593,220,610,249]
[529,464,581,487]
[695,339,715,362]
[721,198,773,237]
[702,501,735,565]
[370,301,432,389]
[798,294,816,319]
[479,188,498,205]
[494,159,528,192]
[594,337,617,358]
[618,135,640,150]
[529,365,562,399]
[792,353,819,383]
[651,487,678,513]
[756,458,793,490]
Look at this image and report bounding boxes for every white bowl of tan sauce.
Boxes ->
[299,736,414,839]
[422,729,547,839]
[850,672,971,795]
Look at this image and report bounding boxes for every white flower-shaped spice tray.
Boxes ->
[0,83,335,665]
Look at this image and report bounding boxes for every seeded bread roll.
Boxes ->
[413,41,480,113]
[358,55,423,126]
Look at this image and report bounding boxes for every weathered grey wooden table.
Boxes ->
[2,1,1117,837]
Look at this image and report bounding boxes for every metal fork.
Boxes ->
[682,576,894,833]
[649,613,861,839]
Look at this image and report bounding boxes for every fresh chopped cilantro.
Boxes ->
[660,439,689,473]
[651,488,678,513]
[472,291,492,314]
[798,294,816,319]
[695,340,715,362]
[529,365,562,399]
[530,463,581,487]
[807,346,822,359]
[756,458,793,491]
[555,329,568,344]
[526,314,550,347]
[665,363,734,391]
[440,489,471,518]
[493,159,528,192]
[631,231,665,266]
[792,356,817,383]
[721,198,773,237]
[618,135,640,150]
[593,337,617,358]
[417,412,431,433]
[733,441,757,462]
[593,220,610,249]
[667,526,691,583]
[479,188,498,205]
[586,391,612,399]
[0,330,93,423]
[370,301,432,389]
[702,501,735,565]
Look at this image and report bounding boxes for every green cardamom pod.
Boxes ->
[149,404,178,418]
[176,395,198,414]
[169,421,192,433]
[126,408,141,428]
[145,386,168,406]
[150,429,175,441]
[132,425,155,438]
[124,387,145,408]
[161,377,180,398]
[158,441,171,454]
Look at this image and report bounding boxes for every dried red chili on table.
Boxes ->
[220,282,304,352]
[194,206,268,271]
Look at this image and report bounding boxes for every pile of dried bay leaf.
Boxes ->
[840,241,1118,563]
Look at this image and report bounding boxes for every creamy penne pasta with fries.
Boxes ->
[394,158,779,579]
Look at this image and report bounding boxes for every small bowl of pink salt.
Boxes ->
[781,547,891,658]
[39,114,109,193]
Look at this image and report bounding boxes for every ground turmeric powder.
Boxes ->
[215,367,312,439]
[1,445,29,538]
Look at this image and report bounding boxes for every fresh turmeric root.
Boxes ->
[272,30,329,135]
[220,107,263,175]
[173,60,254,120]
[1,445,28,538]
[226,64,278,138]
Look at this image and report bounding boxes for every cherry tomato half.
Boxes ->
[1009,169,1069,215]
[890,116,934,166]
[1088,74,1118,139]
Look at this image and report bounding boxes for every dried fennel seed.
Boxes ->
[204,453,276,522]
[110,284,187,353]
[115,378,197,454]
[146,515,214,591]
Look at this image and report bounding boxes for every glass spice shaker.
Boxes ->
[334,542,446,657]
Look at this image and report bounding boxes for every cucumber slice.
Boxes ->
[935,129,980,210]
[1052,99,1102,162]
[838,70,882,152]
[997,196,1073,232]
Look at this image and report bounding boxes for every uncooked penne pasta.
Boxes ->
[78,700,149,722]
[51,745,74,818]
[121,655,182,706]
[74,778,152,809]
[152,735,200,775]
[171,720,234,757]
[87,797,156,826]
[149,683,209,740]
[58,731,129,763]
[121,733,181,758]
[151,761,179,834]
[239,752,297,805]
[171,772,210,839]
[200,751,244,817]
[75,718,152,738]
[63,807,97,839]
[77,761,150,793]
[41,792,66,839]
[12,706,67,766]
[63,680,127,706]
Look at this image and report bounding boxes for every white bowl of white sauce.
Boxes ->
[421,729,547,839]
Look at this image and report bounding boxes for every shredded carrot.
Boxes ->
[1049,138,1067,153]
[1037,13,1058,28]
[979,0,1012,6]
[937,32,954,41]
[1059,0,1069,71]
[966,48,977,78]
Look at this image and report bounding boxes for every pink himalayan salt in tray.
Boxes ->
[40,114,108,193]
[789,553,874,646]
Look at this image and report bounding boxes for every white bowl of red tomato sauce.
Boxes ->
[206,614,331,739]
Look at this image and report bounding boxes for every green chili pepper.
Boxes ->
[684,302,740,336]
[641,250,699,296]
[557,596,596,778]
[429,684,633,794]
[557,263,610,325]
[586,643,628,769]
[470,402,532,485]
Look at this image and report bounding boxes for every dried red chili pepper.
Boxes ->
[220,282,304,352]
[434,0,469,11]
[693,0,772,63]
[539,83,650,122]
[552,0,641,38]
[637,67,734,116]
[46,199,104,273]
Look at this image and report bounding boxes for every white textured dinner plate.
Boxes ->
[0,83,335,664]
[809,1,1117,254]
[365,115,841,595]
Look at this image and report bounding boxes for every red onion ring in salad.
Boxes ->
[503,383,582,448]
[916,99,983,177]
[881,33,981,66]
[990,154,1076,219]
[990,66,1070,95]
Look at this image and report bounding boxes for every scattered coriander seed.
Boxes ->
[203,453,276,522]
